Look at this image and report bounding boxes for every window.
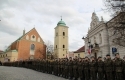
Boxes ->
[94,36,96,43]
[56,33,58,36]
[26,35,29,40]
[63,32,65,36]
[32,35,35,38]
[37,37,40,42]
[99,34,102,43]
[56,45,57,48]
[6,54,7,57]
[63,45,65,48]
[31,35,36,41]
[63,54,65,56]
[78,54,80,58]
[30,44,35,50]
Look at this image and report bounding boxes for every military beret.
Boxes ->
[91,56,95,58]
[98,56,102,58]
[106,54,110,56]
[115,53,119,56]
[85,56,88,58]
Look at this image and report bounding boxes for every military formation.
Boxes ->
[2,53,125,80]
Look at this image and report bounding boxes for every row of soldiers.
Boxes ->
[3,53,125,80]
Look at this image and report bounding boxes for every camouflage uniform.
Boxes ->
[97,58,104,80]
[123,58,125,80]
[89,59,97,80]
[84,59,90,80]
[104,58,113,80]
[68,59,73,80]
[78,59,83,80]
[73,59,78,80]
[64,59,68,79]
[114,58,123,80]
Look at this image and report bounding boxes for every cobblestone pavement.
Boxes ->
[0,66,68,80]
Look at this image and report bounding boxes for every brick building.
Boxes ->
[0,28,46,62]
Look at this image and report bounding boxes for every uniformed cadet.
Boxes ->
[54,58,58,76]
[112,58,116,80]
[60,59,63,76]
[97,56,104,80]
[82,58,85,80]
[68,57,73,80]
[114,53,123,80]
[123,56,125,80]
[104,54,113,80]
[78,58,83,80]
[62,58,65,77]
[89,56,97,80]
[84,56,90,80]
[58,58,61,76]
[64,58,69,79]
[73,58,78,80]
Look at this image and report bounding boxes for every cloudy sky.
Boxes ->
[0,0,112,51]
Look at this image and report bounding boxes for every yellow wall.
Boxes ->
[0,50,18,62]
[54,26,69,58]
[74,52,85,58]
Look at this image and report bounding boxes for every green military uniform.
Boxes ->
[89,59,97,80]
[64,59,68,79]
[84,59,89,80]
[62,59,65,77]
[97,58,104,80]
[123,58,125,80]
[68,59,73,80]
[58,59,61,76]
[78,59,83,80]
[104,57,113,80]
[73,59,78,80]
[114,58,123,80]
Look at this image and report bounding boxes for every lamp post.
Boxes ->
[82,36,92,57]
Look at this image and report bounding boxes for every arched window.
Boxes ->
[26,35,29,40]
[30,44,35,50]
[31,35,36,41]
[63,32,65,36]
[99,34,102,43]
[37,37,40,42]
[63,45,65,48]
[56,33,58,36]
[94,36,96,43]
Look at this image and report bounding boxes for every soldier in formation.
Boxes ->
[2,53,125,80]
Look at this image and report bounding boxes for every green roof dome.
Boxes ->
[57,19,66,26]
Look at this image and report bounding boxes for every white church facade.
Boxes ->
[84,12,125,59]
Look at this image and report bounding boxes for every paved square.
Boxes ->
[0,66,68,80]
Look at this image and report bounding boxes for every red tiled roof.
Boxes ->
[74,46,85,53]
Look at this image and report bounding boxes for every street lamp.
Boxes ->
[82,36,92,56]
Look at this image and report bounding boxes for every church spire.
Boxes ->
[61,16,62,21]
[23,28,25,35]
[101,16,104,21]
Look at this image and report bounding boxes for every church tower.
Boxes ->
[54,18,69,58]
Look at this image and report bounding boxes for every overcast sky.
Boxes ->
[0,0,112,51]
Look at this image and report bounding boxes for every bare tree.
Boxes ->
[103,0,125,15]
[103,0,125,47]
[45,40,54,59]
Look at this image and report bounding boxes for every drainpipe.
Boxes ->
[105,23,110,55]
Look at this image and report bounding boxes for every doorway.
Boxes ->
[94,53,97,59]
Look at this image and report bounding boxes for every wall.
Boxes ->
[74,52,85,58]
